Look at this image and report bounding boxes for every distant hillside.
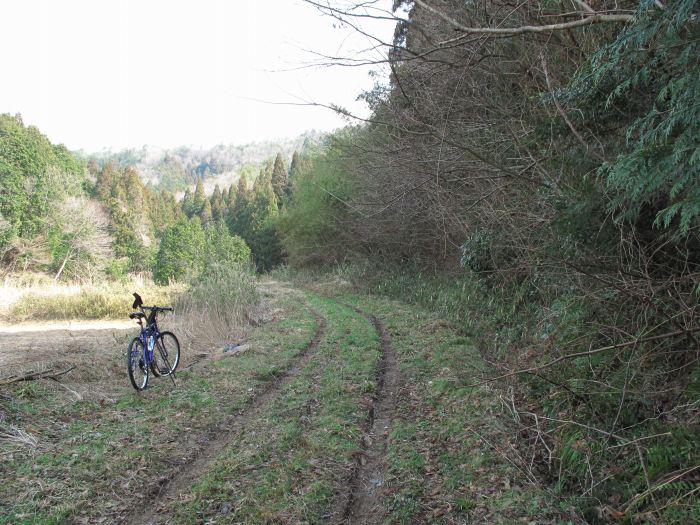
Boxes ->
[80,130,326,195]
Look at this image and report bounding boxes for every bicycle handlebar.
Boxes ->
[142,306,174,312]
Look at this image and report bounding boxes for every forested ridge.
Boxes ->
[83,131,323,193]
[275,1,700,522]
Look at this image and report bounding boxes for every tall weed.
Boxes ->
[173,263,259,349]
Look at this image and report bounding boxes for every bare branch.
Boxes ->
[414,0,632,35]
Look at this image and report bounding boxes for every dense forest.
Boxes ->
[0,113,304,282]
[274,0,700,522]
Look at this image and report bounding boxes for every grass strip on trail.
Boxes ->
[169,294,381,524]
[133,305,327,525]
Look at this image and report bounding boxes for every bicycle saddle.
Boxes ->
[129,312,145,319]
[132,293,144,309]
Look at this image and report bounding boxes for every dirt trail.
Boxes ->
[124,307,326,525]
[0,322,132,369]
[335,305,400,525]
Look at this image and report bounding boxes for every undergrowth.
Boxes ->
[273,264,700,524]
[173,263,259,349]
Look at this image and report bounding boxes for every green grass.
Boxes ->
[0,287,318,524]
[170,293,380,523]
[277,265,700,524]
[332,291,579,524]
[1,277,599,523]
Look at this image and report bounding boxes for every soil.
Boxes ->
[0,321,133,370]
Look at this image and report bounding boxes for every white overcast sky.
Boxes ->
[0,0,396,152]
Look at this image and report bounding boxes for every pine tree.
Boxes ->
[211,184,225,222]
[193,178,206,217]
[181,188,195,218]
[271,152,288,205]
[201,198,213,225]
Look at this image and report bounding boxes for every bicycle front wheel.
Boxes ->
[152,331,180,377]
[127,337,148,391]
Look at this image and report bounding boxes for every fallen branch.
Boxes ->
[0,425,38,447]
[45,377,83,400]
[0,366,76,386]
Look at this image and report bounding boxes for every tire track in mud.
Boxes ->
[332,304,400,525]
[123,306,326,525]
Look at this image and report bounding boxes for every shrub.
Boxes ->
[153,217,206,284]
[173,263,259,347]
[204,221,251,269]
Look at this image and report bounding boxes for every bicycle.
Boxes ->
[127,292,180,391]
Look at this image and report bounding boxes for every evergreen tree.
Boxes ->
[237,174,249,195]
[211,184,225,222]
[568,0,700,234]
[181,187,195,218]
[254,161,273,193]
[271,152,288,205]
[200,198,213,225]
[193,178,206,216]
[229,176,251,238]
[106,190,150,272]
[157,155,188,192]
[287,150,309,199]
[211,184,222,203]
[205,220,251,269]
[94,162,117,201]
[224,184,233,206]
[153,216,206,284]
[289,151,301,179]
[246,174,283,270]
[0,113,85,244]
[224,183,237,224]
[226,183,237,208]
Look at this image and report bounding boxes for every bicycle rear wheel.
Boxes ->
[152,331,180,377]
[127,337,148,390]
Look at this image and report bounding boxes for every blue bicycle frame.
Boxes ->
[139,319,161,369]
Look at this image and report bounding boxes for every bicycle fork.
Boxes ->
[157,340,177,387]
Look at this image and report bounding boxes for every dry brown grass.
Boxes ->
[2,277,184,322]
[171,264,260,351]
